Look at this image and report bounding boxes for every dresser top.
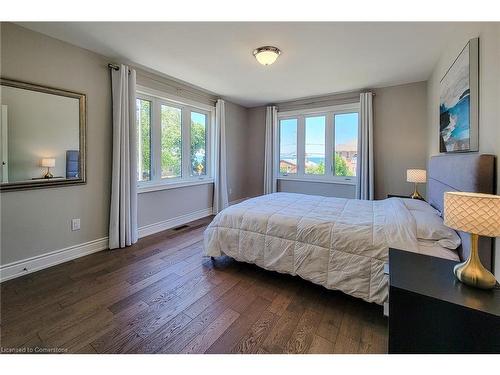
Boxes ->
[389,249,500,317]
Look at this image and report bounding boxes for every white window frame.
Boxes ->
[275,103,360,186]
[136,85,215,194]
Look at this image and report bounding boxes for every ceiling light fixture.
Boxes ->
[253,46,281,66]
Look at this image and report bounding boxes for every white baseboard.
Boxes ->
[0,207,215,283]
[0,237,108,283]
[137,207,213,239]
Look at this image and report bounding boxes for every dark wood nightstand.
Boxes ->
[387,194,425,201]
[388,249,500,353]
[387,194,409,199]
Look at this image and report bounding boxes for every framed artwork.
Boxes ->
[439,37,479,153]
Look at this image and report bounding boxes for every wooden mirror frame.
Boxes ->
[0,78,87,191]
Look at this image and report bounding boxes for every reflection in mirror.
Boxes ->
[0,79,86,191]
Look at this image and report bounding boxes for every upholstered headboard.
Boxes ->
[428,154,496,270]
[66,150,80,178]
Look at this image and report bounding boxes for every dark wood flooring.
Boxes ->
[0,216,387,354]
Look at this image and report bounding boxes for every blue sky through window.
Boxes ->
[335,113,358,146]
[280,119,297,157]
[191,112,206,125]
[305,116,325,158]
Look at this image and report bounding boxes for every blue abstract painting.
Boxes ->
[439,43,472,152]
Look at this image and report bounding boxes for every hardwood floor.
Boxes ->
[0,216,387,354]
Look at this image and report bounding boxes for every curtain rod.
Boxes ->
[108,63,216,104]
[108,63,132,74]
[139,72,217,104]
[276,91,375,109]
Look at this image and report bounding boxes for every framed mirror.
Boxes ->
[0,78,86,191]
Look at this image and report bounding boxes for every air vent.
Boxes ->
[173,224,189,231]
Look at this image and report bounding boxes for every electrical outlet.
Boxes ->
[71,218,81,231]
[229,188,233,195]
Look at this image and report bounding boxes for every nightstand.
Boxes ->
[387,194,425,201]
[388,249,500,353]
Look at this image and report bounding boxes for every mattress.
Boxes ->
[204,192,430,305]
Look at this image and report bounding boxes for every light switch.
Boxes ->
[71,218,81,231]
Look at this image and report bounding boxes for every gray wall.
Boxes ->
[426,23,500,276]
[224,101,250,203]
[136,68,217,107]
[138,184,213,227]
[0,23,249,267]
[246,106,267,197]
[1,23,112,265]
[373,82,428,199]
[278,180,356,198]
[276,91,359,112]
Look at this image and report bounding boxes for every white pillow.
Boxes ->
[401,198,440,215]
[410,210,461,250]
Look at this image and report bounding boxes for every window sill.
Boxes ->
[276,176,357,186]
[138,178,214,194]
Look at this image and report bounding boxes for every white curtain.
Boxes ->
[213,99,229,214]
[264,105,278,194]
[357,92,374,200]
[109,65,138,249]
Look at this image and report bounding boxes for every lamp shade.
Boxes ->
[41,158,55,168]
[406,169,426,183]
[444,192,500,237]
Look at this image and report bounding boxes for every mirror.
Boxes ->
[0,78,86,191]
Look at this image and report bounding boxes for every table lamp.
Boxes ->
[406,169,426,199]
[41,158,55,179]
[444,191,500,289]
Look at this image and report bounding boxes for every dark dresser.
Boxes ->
[388,248,500,353]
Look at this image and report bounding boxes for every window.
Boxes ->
[279,118,297,174]
[136,89,213,192]
[334,113,358,177]
[136,98,151,182]
[161,105,182,179]
[305,116,326,175]
[277,104,359,184]
[190,112,207,176]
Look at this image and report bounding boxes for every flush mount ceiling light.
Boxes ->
[253,46,281,66]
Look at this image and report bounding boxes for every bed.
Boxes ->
[204,154,495,305]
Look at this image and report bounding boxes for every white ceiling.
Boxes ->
[18,22,461,107]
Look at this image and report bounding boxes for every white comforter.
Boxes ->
[204,193,421,305]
